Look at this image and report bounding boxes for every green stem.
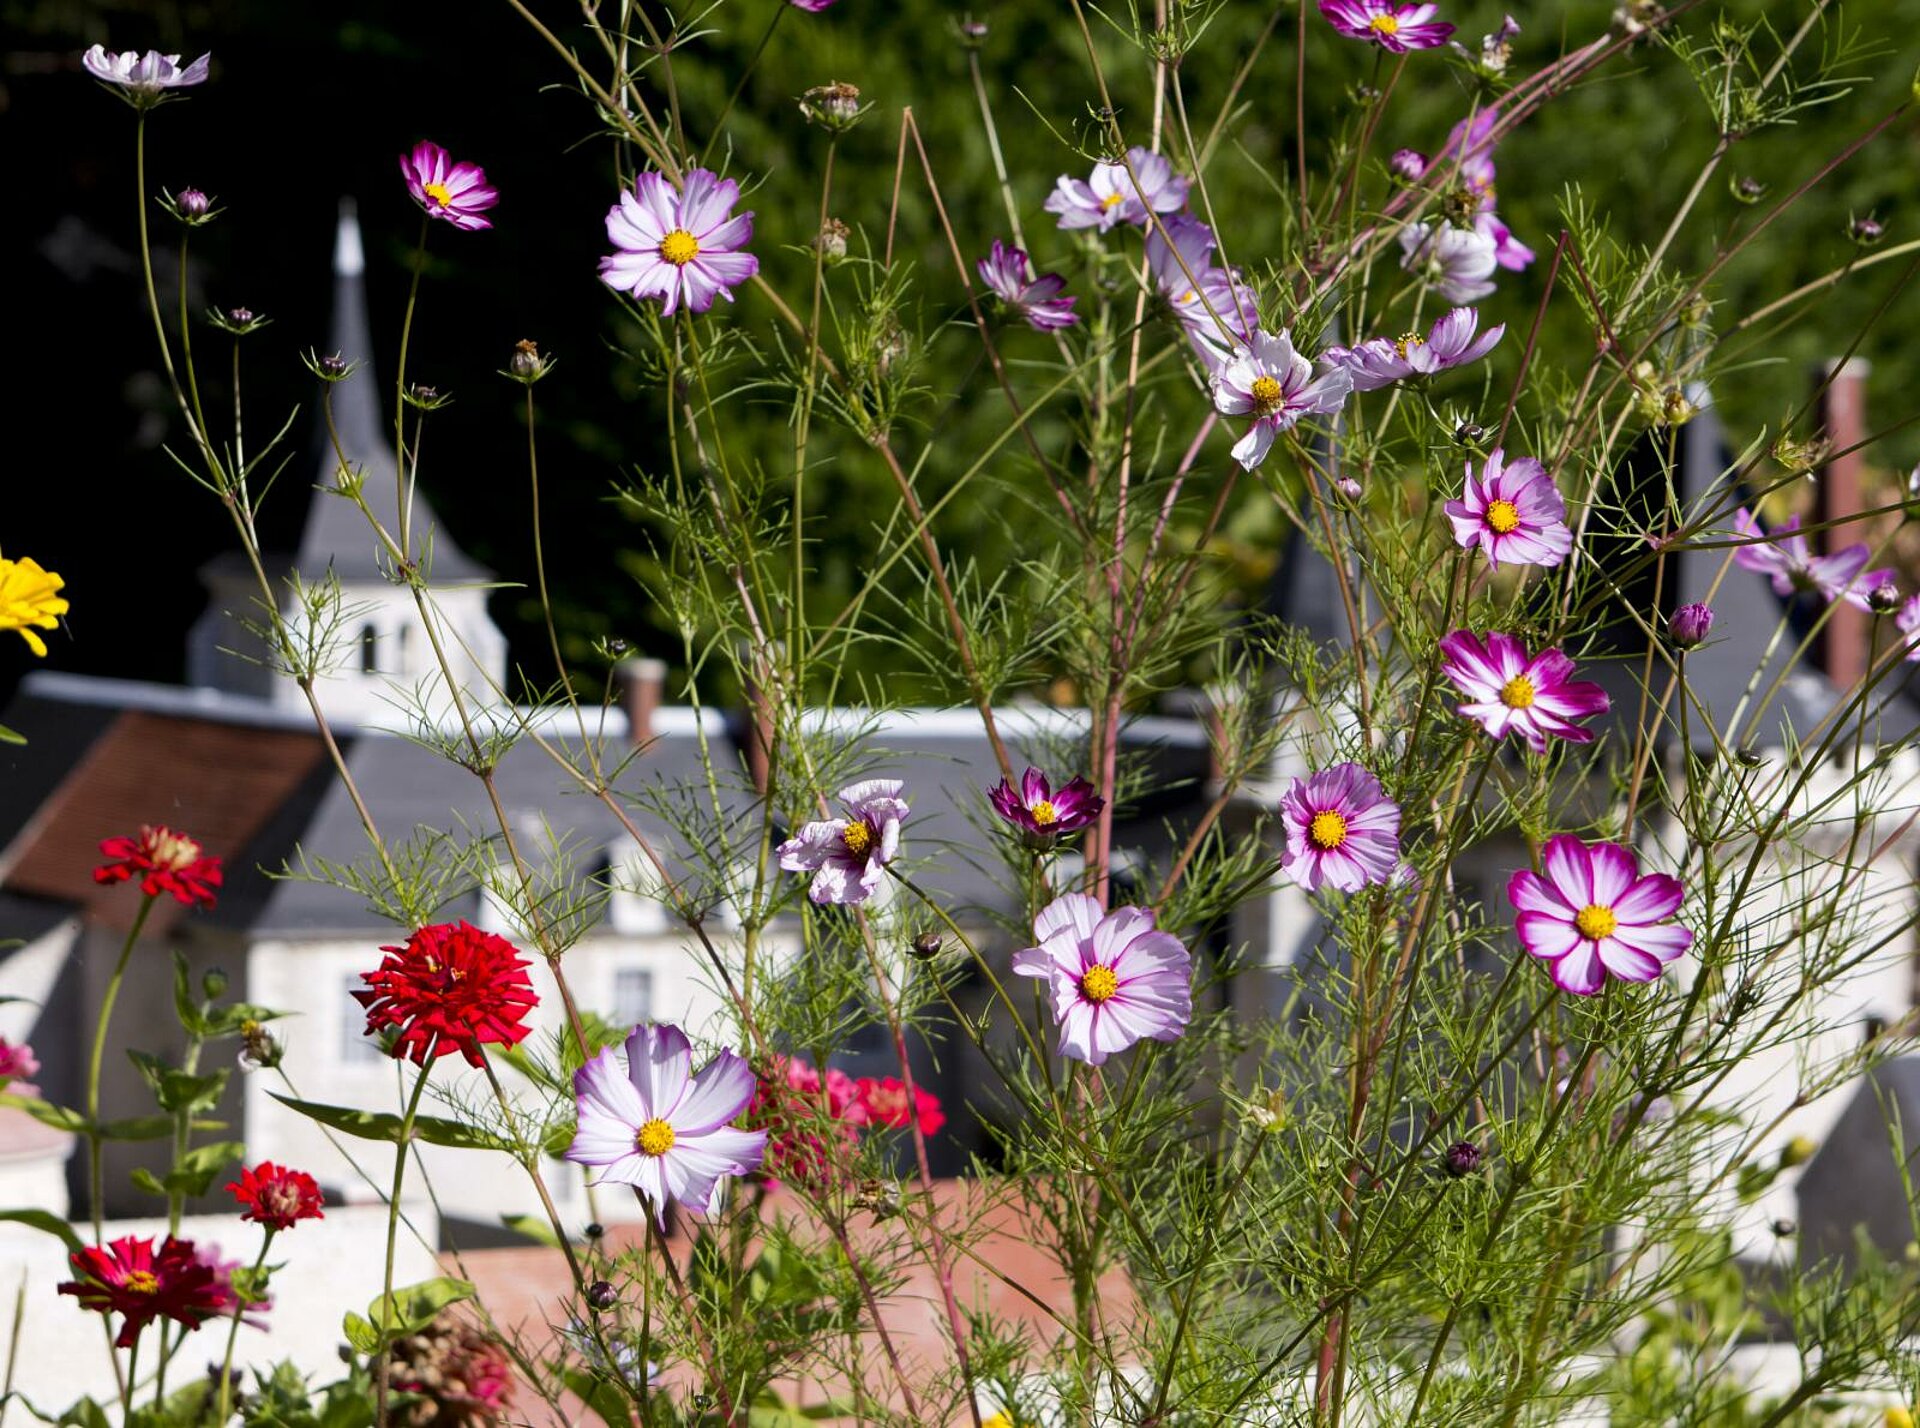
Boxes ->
[373,1063,433,1428]
[393,215,429,554]
[214,1231,274,1424]
[87,895,155,1238]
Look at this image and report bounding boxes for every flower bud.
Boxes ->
[585,1221,605,1240]
[202,967,229,999]
[910,931,943,961]
[1780,1134,1817,1168]
[586,1280,618,1312]
[1869,580,1902,614]
[799,82,866,133]
[1246,1086,1288,1132]
[1454,421,1487,445]
[403,383,453,412]
[1770,1217,1796,1238]
[1388,149,1428,184]
[306,350,355,382]
[505,338,553,385]
[163,187,219,226]
[1660,387,1698,427]
[956,15,990,48]
[1442,1141,1483,1178]
[1335,478,1363,501]
[1850,214,1886,247]
[1734,746,1765,768]
[210,305,268,337]
[1669,603,1715,649]
[1730,175,1767,205]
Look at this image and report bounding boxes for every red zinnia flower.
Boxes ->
[744,1055,862,1191]
[855,1076,945,1136]
[352,921,538,1068]
[58,1235,230,1348]
[227,1161,325,1231]
[93,825,223,909]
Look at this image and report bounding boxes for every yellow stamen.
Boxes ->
[1309,810,1349,850]
[841,822,873,857]
[1485,499,1522,535]
[422,181,453,209]
[1030,800,1059,826]
[1249,373,1285,415]
[1080,965,1119,1003]
[658,229,701,266]
[123,1271,160,1295]
[635,1118,676,1156]
[1369,13,1401,34]
[145,827,202,871]
[1100,192,1125,210]
[1500,675,1536,709]
[1574,904,1618,940]
[1393,332,1425,360]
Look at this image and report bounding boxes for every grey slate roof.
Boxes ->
[1796,1056,1920,1269]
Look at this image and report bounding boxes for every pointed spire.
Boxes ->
[295,200,487,584]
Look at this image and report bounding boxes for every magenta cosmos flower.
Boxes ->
[601,168,758,316]
[1210,329,1354,470]
[566,1023,767,1226]
[1731,509,1886,608]
[1280,763,1402,893]
[82,46,209,106]
[1320,0,1455,51]
[1898,594,1920,660]
[1445,449,1572,569]
[977,240,1078,331]
[1045,147,1189,233]
[990,767,1103,844]
[398,142,498,232]
[1328,306,1504,391]
[775,779,909,905]
[1509,836,1692,996]
[1438,631,1610,753]
[1011,894,1192,1066]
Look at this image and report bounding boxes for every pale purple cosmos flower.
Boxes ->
[1731,509,1886,609]
[1670,603,1715,649]
[1390,149,1429,183]
[1045,147,1189,233]
[990,767,1103,845]
[1475,212,1536,272]
[1010,894,1192,1066]
[1400,223,1499,303]
[81,46,210,106]
[399,142,499,232]
[1897,595,1920,661]
[601,168,758,316]
[1509,836,1692,996]
[977,240,1078,331]
[789,0,837,9]
[1444,449,1573,569]
[1443,108,1501,199]
[1438,631,1610,754]
[1148,216,1257,370]
[1319,0,1456,51]
[567,1024,765,1226]
[1326,306,1504,391]
[775,779,909,905]
[1210,329,1354,471]
[1280,763,1402,893]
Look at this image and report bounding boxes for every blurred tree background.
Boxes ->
[5,0,1916,706]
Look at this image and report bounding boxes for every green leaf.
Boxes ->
[341,1312,383,1356]
[0,1093,86,1134]
[204,1003,287,1039]
[269,1094,513,1153]
[171,952,205,1037]
[129,1168,167,1197]
[0,1209,83,1253]
[56,1398,112,1428]
[560,1368,638,1428]
[499,1213,562,1249]
[164,1140,245,1198]
[0,722,26,746]
[365,1277,474,1339]
[98,1115,178,1141]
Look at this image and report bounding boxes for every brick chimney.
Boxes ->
[616,658,667,747]
[1815,358,1871,687]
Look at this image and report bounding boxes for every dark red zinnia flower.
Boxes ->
[93,825,224,909]
[58,1235,231,1348]
[855,1076,946,1136]
[989,767,1103,845]
[352,921,538,1068]
[227,1161,325,1231]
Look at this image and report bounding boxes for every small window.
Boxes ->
[359,624,379,674]
[342,976,382,1065]
[612,968,654,1027]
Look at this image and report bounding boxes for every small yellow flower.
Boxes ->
[0,551,67,657]
[1885,1406,1913,1428]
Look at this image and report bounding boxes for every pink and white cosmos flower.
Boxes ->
[775,780,910,905]
[1045,147,1189,233]
[1731,509,1887,609]
[82,46,210,104]
[1010,894,1192,1066]
[601,168,758,316]
[566,1023,766,1226]
[1320,0,1455,49]
[1444,449,1572,569]
[1279,763,1403,894]
[1148,216,1258,371]
[1898,594,1920,661]
[1327,306,1504,391]
[1438,631,1610,753]
[1209,329,1354,470]
[1509,836,1692,996]
[399,142,499,232]
[1399,223,1499,304]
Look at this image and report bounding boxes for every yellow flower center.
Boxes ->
[1309,810,1349,850]
[0,553,69,659]
[658,228,701,266]
[1100,192,1125,210]
[635,1118,677,1156]
[123,1271,160,1295]
[422,181,453,209]
[1030,800,1059,826]
[1080,965,1119,1003]
[145,827,202,871]
[842,822,873,857]
[1574,904,1618,941]
[1249,374,1285,415]
[1393,332,1425,360]
[1500,676,1536,709]
[1369,13,1401,34]
[1485,499,1522,535]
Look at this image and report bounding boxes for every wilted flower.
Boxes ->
[1279,763,1403,893]
[81,46,210,107]
[1210,329,1354,470]
[1045,146,1189,232]
[1509,836,1692,996]
[566,1023,766,1226]
[1319,0,1456,51]
[352,921,538,1068]
[1400,222,1499,303]
[383,1318,513,1428]
[94,825,222,908]
[1389,149,1429,183]
[989,766,1103,845]
[1444,449,1572,569]
[59,1236,229,1347]
[855,1076,946,1135]
[1454,13,1520,74]
[814,217,851,262]
[0,550,68,658]
[976,241,1079,331]
[505,339,551,384]
[226,1162,324,1231]
[237,1019,281,1072]
[0,1038,39,1090]
[1669,603,1716,648]
[775,779,910,905]
[601,168,758,317]
[1731,509,1886,608]
[1011,894,1193,1066]
[1326,306,1504,391]
[799,81,865,131]
[1438,631,1610,753]
[399,142,498,232]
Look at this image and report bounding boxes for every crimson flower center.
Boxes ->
[658,229,700,266]
[1080,965,1119,1003]
[1485,499,1522,535]
[422,181,454,209]
[1500,675,1536,709]
[841,822,873,857]
[1030,800,1059,826]
[1309,810,1349,850]
[635,1118,676,1156]
[123,1270,160,1295]
[1574,904,1618,940]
